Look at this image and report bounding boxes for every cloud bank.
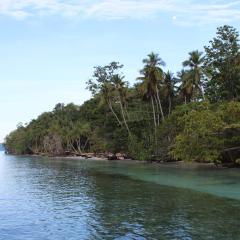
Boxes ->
[0,0,240,24]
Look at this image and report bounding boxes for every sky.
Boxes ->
[0,0,240,142]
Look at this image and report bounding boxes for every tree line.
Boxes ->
[5,25,240,165]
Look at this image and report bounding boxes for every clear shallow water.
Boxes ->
[0,152,240,240]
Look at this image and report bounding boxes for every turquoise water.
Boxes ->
[0,152,240,239]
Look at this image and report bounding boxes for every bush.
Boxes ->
[171,109,224,163]
[128,135,153,161]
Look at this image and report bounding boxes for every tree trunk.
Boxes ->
[70,141,78,154]
[151,96,157,128]
[168,95,172,116]
[200,86,205,100]
[155,86,165,122]
[119,96,131,135]
[83,138,89,152]
[76,138,82,154]
[124,104,130,121]
[108,99,122,126]
[151,96,158,154]
[154,95,160,126]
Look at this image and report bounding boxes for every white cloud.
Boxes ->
[0,0,239,25]
[85,0,174,19]
[0,0,85,18]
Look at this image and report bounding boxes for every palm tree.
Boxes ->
[112,74,131,135]
[141,52,166,123]
[137,52,166,155]
[137,72,158,127]
[183,50,205,100]
[178,70,194,104]
[101,82,122,126]
[163,71,177,115]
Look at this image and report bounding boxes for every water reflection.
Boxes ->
[0,153,240,239]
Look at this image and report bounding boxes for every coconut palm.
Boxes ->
[100,82,122,126]
[112,74,131,135]
[136,78,158,130]
[163,71,177,115]
[178,70,194,104]
[140,52,166,123]
[183,50,205,100]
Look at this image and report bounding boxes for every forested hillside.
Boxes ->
[5,25,240,165]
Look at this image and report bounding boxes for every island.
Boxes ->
[4,25,240,167]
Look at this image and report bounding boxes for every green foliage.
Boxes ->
[171,109,224,163]
[5,125,30,155]
[164,101,240,164]
[218,101,240,124]
[128,135,153,161]
[204,25,240,101]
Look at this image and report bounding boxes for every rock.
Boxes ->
[221,147,240,166]
[115,153,126,160]
[65,151,71,156]
[86,153,95,158]
[107,154,117,160]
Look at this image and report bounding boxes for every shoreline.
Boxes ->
[7,152,228,169]
[61,156,221,169]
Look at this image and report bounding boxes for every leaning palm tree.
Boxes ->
[141,52,166,123]
[183,50,205,100]
[112,74,131,135]
[101,82,122,126]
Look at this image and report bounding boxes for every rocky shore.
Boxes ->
[64,152,130,161]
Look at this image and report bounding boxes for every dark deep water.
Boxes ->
[0,152,240,240]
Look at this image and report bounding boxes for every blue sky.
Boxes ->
[0,0,240,142]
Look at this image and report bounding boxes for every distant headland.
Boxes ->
[0,144,4,151]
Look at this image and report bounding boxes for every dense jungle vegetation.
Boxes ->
[5,25,240,165]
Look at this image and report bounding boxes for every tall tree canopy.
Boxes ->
[204,25,240,101]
